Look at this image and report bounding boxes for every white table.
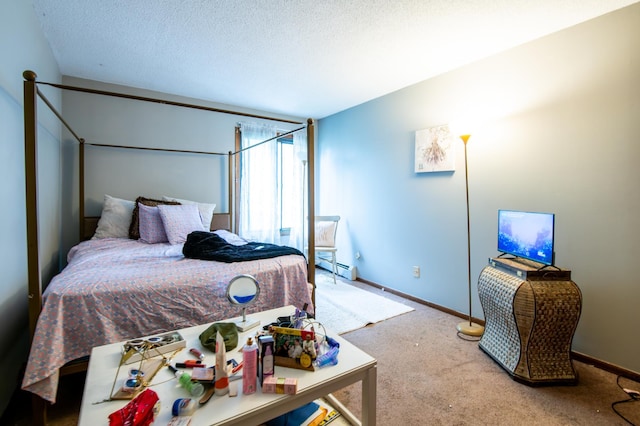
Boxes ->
[78,305,377,425]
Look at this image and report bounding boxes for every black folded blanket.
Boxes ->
[183,231,305,263]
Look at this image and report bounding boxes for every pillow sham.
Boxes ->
[162,196,216,230]
[93,195,136,239]
[158,204,206,245]
[138,203,168,244]
[129,196,181,240]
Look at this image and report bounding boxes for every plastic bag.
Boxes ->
[108,389,159,426]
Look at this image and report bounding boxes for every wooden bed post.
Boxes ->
[24,70,48,426]
[23,70,42,340]
[233,126,241,233]
[307,119,316,308]
[79,139,85,240]
[228,151,234,232]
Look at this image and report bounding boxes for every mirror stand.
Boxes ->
[236,306,260,332]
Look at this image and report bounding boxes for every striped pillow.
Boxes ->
[138,203,168,244]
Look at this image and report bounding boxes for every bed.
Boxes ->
[20,71,320,411]
[22,234,312,402]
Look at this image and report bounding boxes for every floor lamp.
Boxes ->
[456,133,485,337]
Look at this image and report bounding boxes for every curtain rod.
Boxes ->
[33,78,304,125]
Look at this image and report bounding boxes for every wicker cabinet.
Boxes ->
[477,259,582,385]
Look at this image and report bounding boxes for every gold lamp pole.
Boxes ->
[457,133,484,337]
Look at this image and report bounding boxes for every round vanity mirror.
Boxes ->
[226,274,260,306]
[226,275,260,331]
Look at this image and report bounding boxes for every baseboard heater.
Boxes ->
[316,258,357,281]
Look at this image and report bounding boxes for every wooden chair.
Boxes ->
[314,216,340,284]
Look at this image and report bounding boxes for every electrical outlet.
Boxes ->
[412,266,420,278]
[355,251,361,260]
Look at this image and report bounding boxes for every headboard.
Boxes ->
[82,213,231,241]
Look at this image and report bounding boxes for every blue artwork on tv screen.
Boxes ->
[497,210,555,265]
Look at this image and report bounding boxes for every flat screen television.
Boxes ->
[497,209,555,266]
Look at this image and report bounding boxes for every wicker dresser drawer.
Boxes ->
[478,264,582,385]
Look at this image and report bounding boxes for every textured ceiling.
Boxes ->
[32,0,638,119]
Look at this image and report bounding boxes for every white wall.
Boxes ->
[0,0,61,415]
[318,3,640,374]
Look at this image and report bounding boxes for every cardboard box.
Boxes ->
[262,376,298,395]
[258,335,275,385]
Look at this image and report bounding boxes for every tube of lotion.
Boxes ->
[214,330,229,396]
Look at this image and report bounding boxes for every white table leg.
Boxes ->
[362,364,377,425]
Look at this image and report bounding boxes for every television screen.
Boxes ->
[497,210,555,266]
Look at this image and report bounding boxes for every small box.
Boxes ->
[262,377,297,395]
[258,335,275,385]
[191,367,214,382]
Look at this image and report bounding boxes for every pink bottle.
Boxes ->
[242,337,258,394]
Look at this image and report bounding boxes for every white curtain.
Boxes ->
[290,130,307,251]
[238,121,307,250]
[239,122,279,243]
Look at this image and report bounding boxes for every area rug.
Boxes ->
[313,272,414,335]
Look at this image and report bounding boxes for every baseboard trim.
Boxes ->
[571,351,640,383]
[356,276,485,326]
[355,276,640,383]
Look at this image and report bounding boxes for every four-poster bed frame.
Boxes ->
[22,70,317,423]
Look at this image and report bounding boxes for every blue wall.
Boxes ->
[318,3,640,374]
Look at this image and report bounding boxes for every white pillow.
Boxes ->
[162,196,216,230]
[315,221,336,247]
[157,204,206,245]
[93,195,135,239]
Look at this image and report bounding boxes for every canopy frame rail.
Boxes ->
[35,80,304,125]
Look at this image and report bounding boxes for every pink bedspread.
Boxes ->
[22,238,312,403]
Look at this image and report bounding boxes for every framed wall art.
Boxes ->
[414,124,455,173]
